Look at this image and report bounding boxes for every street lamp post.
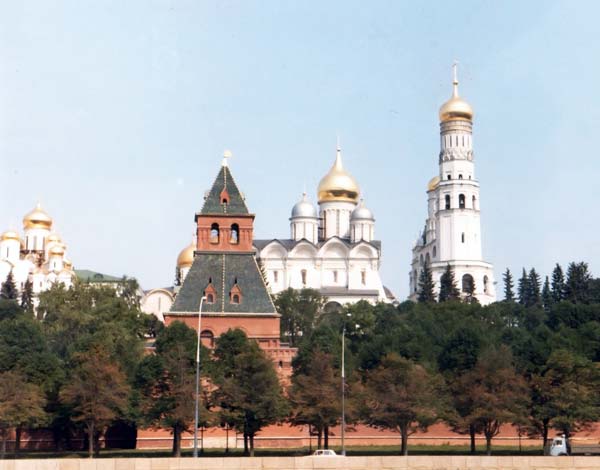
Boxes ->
[193,295,207,458]
[341,312,351,456]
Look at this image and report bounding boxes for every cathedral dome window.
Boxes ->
[483,275,489,294]
[333,270,338,283]
[301,269,307,286]
[459,174,463,180]
[459,194,465,209]
[210,223,220,244]
[433,246,437,258]
[461,232,465,243]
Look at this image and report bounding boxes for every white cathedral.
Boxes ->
[409,66,496,305]
[0,203,75,300]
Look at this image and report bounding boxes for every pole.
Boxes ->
[341,323,346,456]
[193,296,206,458]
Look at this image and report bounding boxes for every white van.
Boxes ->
[313,449,337,456]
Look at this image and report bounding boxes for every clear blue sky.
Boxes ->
[1,1,598,299]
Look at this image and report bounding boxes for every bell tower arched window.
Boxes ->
[459,194,465,209]
[210,223,220,244]
[472,195,477,209]
[230,224,239,244]
[445,195,451,210]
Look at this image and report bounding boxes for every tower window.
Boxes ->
[461,233,465,243]
[361,270,366,286]
[462,274,475,293]
[333,271,338,283]
[433,246,437,258]
[458,174,463,180]
[484,275,489,294]
[210,223,220,244]
[445,195,451,210]
[301,269,307,286]
[459,194,465,209]
[230,224,239,244]
[232,294,240,304]
[273,271,279,283]
[447,174,451,180]
[472,195,476,209]
[206,293,214,304]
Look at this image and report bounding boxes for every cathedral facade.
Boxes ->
[0,204,75,300]
[254,146,392,308]
[409,67,496,305]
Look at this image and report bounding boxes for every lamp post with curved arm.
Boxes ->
[193,295,207,458]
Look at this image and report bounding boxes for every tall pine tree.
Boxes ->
[551,264,566,302]
[541,276,552,310]
[417,263,436,303]
[503,269,515,302]
[565,262,592,304]
[0,270,18,300]
[517,268,530,306]
[439,264,460,303]
[20,279,34,313]
[528,268,541,306]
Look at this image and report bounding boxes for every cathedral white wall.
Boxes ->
[24,228,50,251]
[141,290,174,322]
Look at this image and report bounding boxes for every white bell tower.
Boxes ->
[410,64,496,304]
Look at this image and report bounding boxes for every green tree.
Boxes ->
[528,268,541,306]
[60,346,130,458]
[274,288,325,347]
[0,371,46,458]
[438,264,460,303]
[541,276,552,310]
[529,349,600,444]
[288,350,341,449]
[503,269,515,302]
[0,271,18,301]
[456,346,528,455]
[360,354,446,455]
[551,264,566,302]
[20,280,34,314]
[135,321,211,457]
[518,269,530,306]
[214,329,288,456]
[417,263,435,303]
[565,262,592,304]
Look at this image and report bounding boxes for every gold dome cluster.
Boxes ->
[439,64,473,123]
[317,147,360,204]
[177,241,195,268]
[23,203,53,230]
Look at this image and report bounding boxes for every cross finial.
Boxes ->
[452,60,459,97]
[336,135,341,151]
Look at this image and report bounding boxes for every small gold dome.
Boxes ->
[427,176,440,191]
[317,147,360,203]
[177,242,195,268]
[46,233,62,245]
[49,245,65,256]
[23,203,53,230]
[439,65,473,122]
[0,230,20,242]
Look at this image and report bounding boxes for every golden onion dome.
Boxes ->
[427,176,440,192]
[23,203,53,230]
[177,242,195,268]
[64,258,73,269]
[0,230,20,242]
[317,147,360,204]
[439,65,473,123]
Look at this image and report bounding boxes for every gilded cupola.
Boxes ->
[177,241,195,268]
[439,64,473,123]
[317,146,360,204]
[23,203,53,230]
